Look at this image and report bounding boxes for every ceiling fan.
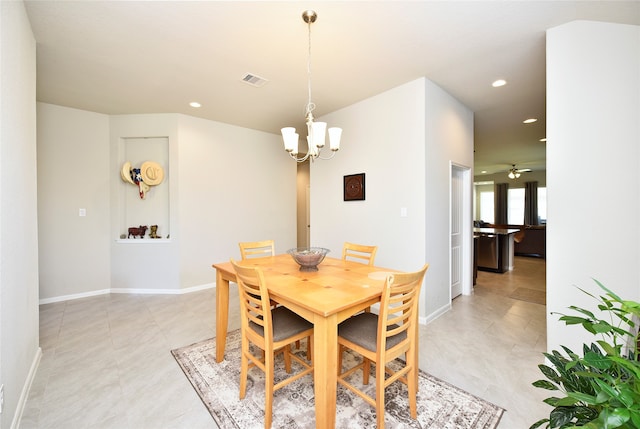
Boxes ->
[507,164,531,179]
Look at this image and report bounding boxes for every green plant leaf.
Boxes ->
[592,321,616,334]
[560,315,592,326]
[630,411,640,427]
[592,279,622,301]
[597,340,620,356]
[549,407,575,427]
[555,396,581,406]
[596,407,630,428]
[529,418,550,429]
[584,351,614,370]
[539,364,563,383]
[534,380,559,391]
[543,397,563,406]
[567,391,599,405]
[567,306,596,319]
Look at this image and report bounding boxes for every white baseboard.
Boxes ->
[11,347,42,429]
[39,283,215,305]
[421,301,452,325]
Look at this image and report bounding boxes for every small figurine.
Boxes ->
[149,225,161,239]
[127,225,148,239]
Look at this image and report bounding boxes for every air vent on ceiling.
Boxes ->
[241,73,269,87]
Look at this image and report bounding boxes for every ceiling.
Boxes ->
[24,1,640,175]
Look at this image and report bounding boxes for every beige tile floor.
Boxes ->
[21,256,549,428]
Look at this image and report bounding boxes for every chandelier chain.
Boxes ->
[306,18,315,118]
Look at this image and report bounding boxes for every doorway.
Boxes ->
[451,163,472,298]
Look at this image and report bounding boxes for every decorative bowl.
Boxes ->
[287,247,330,272]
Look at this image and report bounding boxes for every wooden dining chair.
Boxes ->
[337,263,429,428]
[239,239,276,259]
[230,259,314,429]
[238,239,308,353]
[342,242,378,266]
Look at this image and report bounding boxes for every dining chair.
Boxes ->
[238,239,307,354]
[343,242,378,314]
[337,263,429,428]
[342,242,378,266]
[239,239,276,259]
[230,259,314,429]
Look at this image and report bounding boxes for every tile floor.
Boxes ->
[20,256,549,428]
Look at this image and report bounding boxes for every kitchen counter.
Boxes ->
[473,227,519,273]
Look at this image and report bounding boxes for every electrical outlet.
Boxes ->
[0,383,4,414]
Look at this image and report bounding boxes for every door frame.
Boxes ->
[450,162,473,297]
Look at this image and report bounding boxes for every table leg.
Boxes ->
[215,269,230,362]
[313,314,338,429]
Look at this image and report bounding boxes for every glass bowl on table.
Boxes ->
[287,247,330,272]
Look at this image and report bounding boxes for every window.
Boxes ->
[479,191,494,223]
[475,182,547,225]
[508,188,524,224]
[538,187,547,224]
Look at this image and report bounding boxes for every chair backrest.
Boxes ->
[377,264,429,352]
[230,259,273,343]
[342,242,378,266]
[239,240,275,260]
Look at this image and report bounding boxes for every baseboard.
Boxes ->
[39,289,111,304]
[422,301,452,325]
[11,346,42,429]
[39,283,215,305]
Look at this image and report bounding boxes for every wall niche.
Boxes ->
[118,136,170,241]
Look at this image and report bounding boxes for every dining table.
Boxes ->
[212,254,398,429]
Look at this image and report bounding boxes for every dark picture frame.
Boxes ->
[343,173,365,201]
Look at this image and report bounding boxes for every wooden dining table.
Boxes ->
[212,254,397,429]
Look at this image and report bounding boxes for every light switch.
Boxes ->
[400,207,407,217]
[79,208,86,217]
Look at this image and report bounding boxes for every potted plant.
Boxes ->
[531,280,640,429]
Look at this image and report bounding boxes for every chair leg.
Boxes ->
[362,357,371,385]
[264,350,274,429]
[307,335,313,363]
[407,348,418,418]
[240,338,249,399]
[375,361,386,429]
[283,344,292,373]
[408,365,418,418]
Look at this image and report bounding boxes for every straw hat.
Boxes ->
[140,161,164,186]
[121,161,135,184]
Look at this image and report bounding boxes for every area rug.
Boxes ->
[172,330,503,429]
[509,287,546,305]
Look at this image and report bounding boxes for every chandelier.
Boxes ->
[281,10,342,163]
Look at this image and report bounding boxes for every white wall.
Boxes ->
[37,108,297,300]
[37,104,111,298]
[546,21,640,352]
[177,114,297,288]
[310,77,473,321]
[424,79,475,316]
[0,2,40,427]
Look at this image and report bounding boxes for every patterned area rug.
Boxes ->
[172,330,503,429]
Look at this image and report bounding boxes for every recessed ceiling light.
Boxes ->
[539,138,547,142]
[481,170,488,174]
[189,102,201,108]
[523,118,537,124]
[492,79,507,87]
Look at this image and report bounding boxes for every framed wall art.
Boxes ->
[343,173,365,201]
